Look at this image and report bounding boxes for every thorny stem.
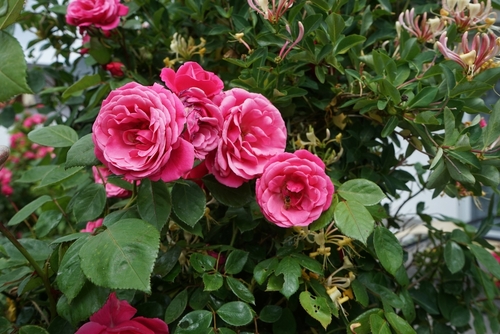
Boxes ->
[0,223,57,320]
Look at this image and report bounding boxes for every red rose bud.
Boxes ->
[105,62,125,77]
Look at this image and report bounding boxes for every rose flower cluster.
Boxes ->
[92,61,334,227]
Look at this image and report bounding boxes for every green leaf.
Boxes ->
[35,210,63,238]
[253,257,279,285]
[474,165,500,188]
[430,148,443,170]
[62,74,101,100]
[275,256,301,298]
[379,79,401,104]
[226,277,255,304]
[325,12,344,41]
[176,310,212,334]
[469,243,500,279]
[217,301,254,326]
[409,282,439,315]
[335,35,366,55]
[56,235,89,301]
[0,31,33,102]
[299,291,332,329]
[36,165,83,189]
[19,325,49,334]
[349,309,384,334]
[444,241,465,274]
[79,219,160,293]
[426,159,450,190]
[164,289,188,324]
[484,99,500,148]
[15,166,56,184]
[202,175,252,207]
[171,181,205,227]
[290,253,323,274]
[28,125,79,148]
[385,312,416,334]
[407,86,437,108]
[449,305,470,327]
[337,179,386,206]
[190,253,216,273]
[443,107,458,146]
[259,305,282,323]
[71,183,106,223]
[373,226,403,276]
[334,200,375,244]
[399,289,416,323]
[381,116,399,138]
[309,196,335,231]
[351,279,369,307]
[202,272,223,291]
[0,0,24,29]
[445,158,475,187]
[224,250,249,275]
[66,134,100,168]
[445,150,480,170]
[138,179,171,231]
[369,314,391,334]
[7,195,52,226]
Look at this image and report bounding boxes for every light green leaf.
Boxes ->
[445,158,475,187]
[226,277,255,304]
[79,219,160,293]
[15,166,56,184]
[19,325,49,334]
[217,301,254,326]
[385,312,416,334]
[165,289,188,324]
[224,250,249,275]
[444,241,465,274]
[71,183,106,223]
[373,226,403,276]
[36,165,83,189]
[290,253,323,274]
[381,116,399,138]
[253,257,279,285]
[66,134,100,168]
[7,195,52,226]
[28,125,79,148]
[337,179,385,206]
[138,179,171,231]
[0,31,32,102]
[443,107,459,146]
[202,272,223,291]
[62,74,101,100]
[469,243,500,279]
[299,291,332,329]
[325,12,344,41]
[334,200,375,244]
[171,181,205,227]
[176,310,212,334]
[407,86,437,108]
[335,35,366,55]
[484,99,500,148]
[430,148,443,170]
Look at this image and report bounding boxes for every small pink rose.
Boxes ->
[66,0,129,31]
[256,150,334,228]
[206,88,287,188]
[160,62,224,97]
[105,61,125,77]
[92,166,133,198]
[80,218,103,233]
[480,118,487,128]
[76,292,169,334]
[92,82,194,182]
[180,88,223,159]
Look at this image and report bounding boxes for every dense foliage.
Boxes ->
[1,0,500,333]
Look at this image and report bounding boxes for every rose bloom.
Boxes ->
[93,166,133,198]
[105,61,125,77]
[76,292,169,334]
[80,218,103,233]
[23,113,46,128]
[206,88,287,188]
[160,61,224,98]
[66,0,129,31]
[256,150,334,228]
[179,88,223,159]
[93,82,194,182]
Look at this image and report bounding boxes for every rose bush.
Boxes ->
[1,0,500,333]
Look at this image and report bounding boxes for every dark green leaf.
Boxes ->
[66,134,100,168]
[164,289,188,323]
[202,175,252,207]
[71,183,106,223]
[225,250,249,275]
[176,310,212,334]
[36,165,83,189]
[259,305,282,323]
[407,87,437,108]
[19,325,49,334]
[253,257,279,285]
[56,235,89,301]
[171,181,205,227]
[138,179,171,231]
[0,31,32,102]
[469,243,500,279]
[369,314,391,334]
[35,210,63,237]
[335,35,366,55]
[190,253,216,273]
[79,219,160,293]
[373,226,403,276]
[202,272,223,291]
[275,256,301,298]
[62,74,101,99]
[381,116,399,138]
[8,195,52,226]
[309,196,335,231]
[217,302,254,326]
[385,312,416,334]
[444,241,465,274]
[484,99,500,148]
[226,277,255,304]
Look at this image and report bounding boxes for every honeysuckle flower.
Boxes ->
[170,33,206,62]
[247,0,294,24]
[398,9,445,43]
[436,31,500,79]
[277,21,304,62]
[440,0,496,31]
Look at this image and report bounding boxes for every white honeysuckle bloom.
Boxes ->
[441,0,496,30]
[247,0,294,24]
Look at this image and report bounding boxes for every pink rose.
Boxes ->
[160,62,224,97]
[480,118,487,128]
[23,113,46,128]
[10,133,26,149]
[256,150,334,228]
[66,0,129,31]
[180,88,223,159]
[206,88,287,188]
[92,82,194,182]
[80,218,103,233]
[76,292,169,334]
[92,166,133,198]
